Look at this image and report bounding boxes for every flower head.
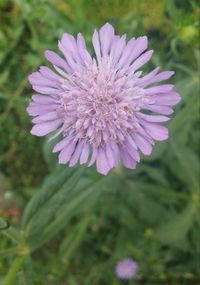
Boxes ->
[27,23,181,175]
[115,258,138,280]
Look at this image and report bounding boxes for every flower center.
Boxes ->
[60,58,145,147]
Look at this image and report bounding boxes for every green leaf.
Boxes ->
[0,217,20,243]
[0,247,18,258]
[25,167,85,243]
[169,93,198,135]
[155,202,196,246]
[60,213,91,262]
[21,166,76,227]
[134,165,170,186]
[169,143,200,192]
[127,181,188,202]
[28,173,115,250]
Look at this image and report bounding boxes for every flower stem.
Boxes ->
[2,255,26,285]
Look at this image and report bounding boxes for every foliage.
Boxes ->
[0,0,199,284]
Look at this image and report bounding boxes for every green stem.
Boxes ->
[2,255,26,285]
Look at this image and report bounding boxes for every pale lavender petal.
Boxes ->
[31,119,62,136]
[105,144,115,168]
[142,122,169,141]
[45,50,71,73]
[141,70,174,86]
[126,135,138,150]
[132,133,152,155]
[32,111,58,123]
[124,141,140,162]
[80,142,90,164]
[58,141,77,164]
[110,142,120,167]
[145,84,174,95]
[32,94,58,104]
[53,136,70,153]
[39,66,61,81]
[77,33,92,64]
[136,124,154,143]
[99,23,115,56]
[110,35,126,65]
[48,127,63,142]
[116,38,135,68]
[120,148,137,169]
[58,42,79,71]
[92,30,101,62]
[27,103,58,116]
[116,36,147,70]
[151,91,181,105]
[130,50,153,71]
[28,72,60,87]
[96,148,112,175]
[143,105,174,115]
[58,37,82,71]
[53,65,68,78]
[60,33,79,61]
[88,147,98,167]
[32,85,60,95]
[128,36,148,64]
[137,113,170,122]
[69,140,83,166]
[77,33,87,50]
[137,67,160,85]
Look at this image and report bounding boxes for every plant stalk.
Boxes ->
[2,255,26,285]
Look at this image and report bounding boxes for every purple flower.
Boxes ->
[116,258,138,280]
[27,23,181,175]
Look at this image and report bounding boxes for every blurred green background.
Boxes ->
[0,0,199,284]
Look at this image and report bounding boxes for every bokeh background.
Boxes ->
[0,0,199,284]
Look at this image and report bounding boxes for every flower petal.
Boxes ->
[58,35,82,72]
[32,94,58,104]
[77,33,92,64]
[28,72,60,87]
[58,141,77,164]
[105,144,116,168]
[120,148,137,169]
[31,119,62,136]
[27,103,58,116]
[32,85,60,95]
[39,66,61,81]
[96,148,112,175]
[80,142,90,164]
[116,38,136,69]
[92,30,101,62]
[99,23,115,56]
[130,50,153,71]
[45,50,71,73]
[143,105,174,115]
[142,122,169,141]
[145,84,174,95]
[111,35,126,65]
[128,36,148,64]
[137,113,170,122]
[69,140,83,166]
[132,133,152,155]
[53,136,70,153]
[32,111,58,123]
[151,92,181,106]
[137,67,160,85]
[141,71,175,87]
